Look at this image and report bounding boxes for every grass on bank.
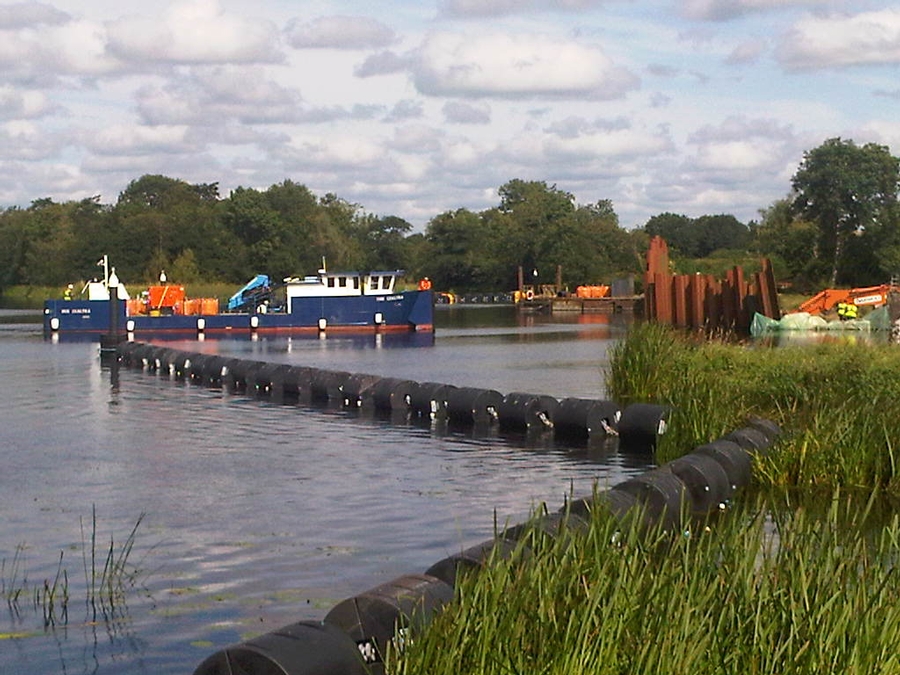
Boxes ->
[395,323,900,675]
[394,489,900,675]
[606,322,900,493]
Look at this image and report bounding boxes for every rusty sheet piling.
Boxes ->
[644,236,780,333]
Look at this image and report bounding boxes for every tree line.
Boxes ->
[1,137,897,295]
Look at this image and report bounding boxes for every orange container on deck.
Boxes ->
[126,298,146,316]
[182,299,201,315]
[148,285,185,309]
[200,298,219,315]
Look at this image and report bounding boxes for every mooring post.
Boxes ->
[99,269,125,358]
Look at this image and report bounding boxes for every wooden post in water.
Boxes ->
[890,286,900,344]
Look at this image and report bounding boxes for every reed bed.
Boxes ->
[394,489,900,675]
[1,508,146,629]
[606,323,900,492]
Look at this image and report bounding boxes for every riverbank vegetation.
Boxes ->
[395,325,900,674]
[608,323,900,493]
[395,489,900,674]
[2,138,897,305]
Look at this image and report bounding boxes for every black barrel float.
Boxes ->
[276,365,316,402]
[171,351,201,381]
[610,468,691,531]
[187,353,215,384]
[746,417,782,444]
[502,510,590,542]
[694,439,753,493]
[445,386,503,426]
[245,363,290,398]
[229,359,269,393]
[663,453,731,516]
[424,537,521,588]
[197,355,229,386]
[724,426,771,453]
[158,347,185,376]
[309,369,352,404]
[128,342,155,368]
[340,373,383,408]
[324,574,454,674]
[409,382,458,419]
[617,403,669,452]
[497,392,558,433]
[144,345,166,372]
[192,620,368,675]
[116,341,142,366]
[562,489,643,531]
[366,377,418,414]
[553,398,620,440]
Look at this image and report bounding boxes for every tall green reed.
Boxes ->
[394,489,900,675]
[606,323,900,491]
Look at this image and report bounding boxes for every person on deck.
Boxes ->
[63,284,74,300]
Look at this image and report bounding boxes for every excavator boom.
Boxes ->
[795,284,896,315]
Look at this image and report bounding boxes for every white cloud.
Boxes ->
[355,51,412,77]
[285,16,397,50]
[0,87,54,120]
[1,120,61,160]
[443,101,492,124]
[777,9,900,70]
[441,0,606,17]
[0,2,69,28]
[681,0,830,21]
[0,18,122,81]
[412,32,639,99]
[136,67,303,125]
[106,0,281,65]
[84,123,195,156]
[725,39,766,64]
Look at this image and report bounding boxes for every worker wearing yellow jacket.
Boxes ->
[837,301,858,320]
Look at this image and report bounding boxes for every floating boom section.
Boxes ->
[227,274,270,311]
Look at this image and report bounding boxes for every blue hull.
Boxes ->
[44,291,434,336]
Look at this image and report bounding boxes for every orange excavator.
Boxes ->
[794,284,898,315]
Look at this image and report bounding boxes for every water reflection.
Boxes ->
[2,306,646,674]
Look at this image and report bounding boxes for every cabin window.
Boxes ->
[327,277,336,288]
[370,277,380,290]
[339,276,347,288]
[353,277,360,290]
[382,276,393,289]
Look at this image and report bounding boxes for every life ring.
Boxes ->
[525,289,534,301]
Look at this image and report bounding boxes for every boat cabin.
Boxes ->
[284,270,402,310]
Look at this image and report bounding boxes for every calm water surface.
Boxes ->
[1,306,651,674]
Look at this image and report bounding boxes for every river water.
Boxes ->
[0,306,651,674]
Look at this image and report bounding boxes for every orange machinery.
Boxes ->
[794,284,897,315]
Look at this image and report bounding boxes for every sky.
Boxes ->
[2,0,899,230]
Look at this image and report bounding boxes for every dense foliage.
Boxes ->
[2,138,899,296]
[0,176,646,294]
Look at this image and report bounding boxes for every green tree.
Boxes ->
[425,208,490,291]
[643,213,697,257]
[693,214,749,257]
[753,198,826,290]
[791,138,900,286]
